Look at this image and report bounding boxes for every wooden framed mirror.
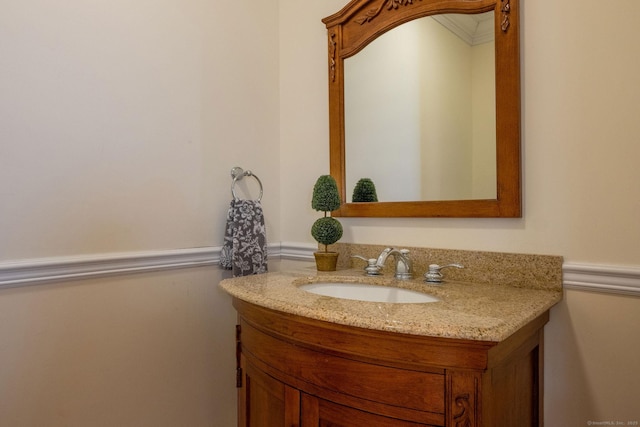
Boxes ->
[323,0,521,217]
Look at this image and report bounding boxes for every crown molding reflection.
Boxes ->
[432,12,494,46]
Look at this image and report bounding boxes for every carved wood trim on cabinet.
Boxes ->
[446,372,480,427]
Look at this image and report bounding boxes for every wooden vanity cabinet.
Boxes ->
[234,298,547,427]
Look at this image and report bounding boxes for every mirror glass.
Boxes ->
[323,0,521,217]
[344,12,496,202]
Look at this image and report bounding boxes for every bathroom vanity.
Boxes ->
[220,248,562,427]
[222,0,541,420]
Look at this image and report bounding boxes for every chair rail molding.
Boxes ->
[563,262,640,297]
[1,244,638,297]
[0,243,314,289]
[278,241,318,261]
[0,247,219,289]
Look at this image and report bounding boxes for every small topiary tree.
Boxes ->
[311,175,343,252]
[352,178,378,202]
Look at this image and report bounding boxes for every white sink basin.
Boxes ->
[299,282,440,304]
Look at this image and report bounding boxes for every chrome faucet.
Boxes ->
[375,247,413,280]
[424,263,464,283]
[352,247,413,279]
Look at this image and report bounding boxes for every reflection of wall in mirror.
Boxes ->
[471,41,497,200]
[344,16,496,202]
[345,23,422,202]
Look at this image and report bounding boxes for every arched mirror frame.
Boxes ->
[323,0,521,217]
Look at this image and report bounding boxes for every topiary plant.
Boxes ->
[352,178,378,202]
[311,175,343,252]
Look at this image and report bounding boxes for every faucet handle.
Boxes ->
[352,255,382,276]
[424,263,464,283]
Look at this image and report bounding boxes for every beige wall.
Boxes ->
[545,290,640,422]
[0,0,279,425]
[0,267,237,426]
[0,0,281,260]
[1,0,639,426]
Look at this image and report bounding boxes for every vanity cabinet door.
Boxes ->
[239,319,445,419]
[300,393,434,427]
[238,354,300,427]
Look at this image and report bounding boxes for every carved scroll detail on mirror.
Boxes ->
[323,0,521,218]
[501,0,511,31]
[328,32,337,82]
[355,0,423,25]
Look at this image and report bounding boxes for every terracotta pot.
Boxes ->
[313,252,339,271]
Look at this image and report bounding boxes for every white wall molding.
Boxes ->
[0,242,316,289]
[563,262,640,297]
[2,245,638,297]
[0,247,220,289]
[279,241,317,261]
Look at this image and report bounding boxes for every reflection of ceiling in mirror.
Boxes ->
[431,11,494,46]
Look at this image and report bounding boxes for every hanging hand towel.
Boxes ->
[220,199,268,277]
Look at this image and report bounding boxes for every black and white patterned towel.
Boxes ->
[220,199,268,277]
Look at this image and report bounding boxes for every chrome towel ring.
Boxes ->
[230,166,263,202]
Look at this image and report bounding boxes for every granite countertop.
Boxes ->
[219,266,563,342]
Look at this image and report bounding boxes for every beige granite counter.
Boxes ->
[219,263,563,342]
